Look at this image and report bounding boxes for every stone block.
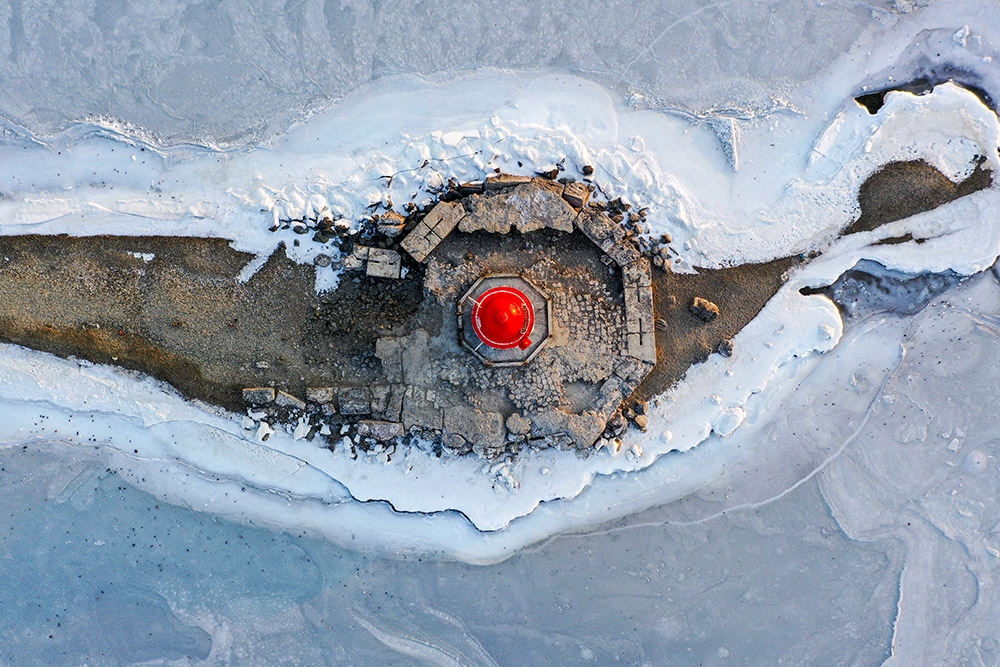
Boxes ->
[609,241,642,267]
[343,245,370,270]
[562,181,590,209]
[338,387,372,415]
[374,337,404,383]
[575,210,622,253]
[596,377,624,416]
[509,183,577,233]
[626,333,641,357]
[484,173,533,190]
[531,177,565,196]
[400,329,431,384]
[376,210,406,238]
[622,267,655,358]
[640,333,656,362]
[443,406,505,449]
[370,385,391,414]
[505,413,532,436]
[613,358,648,386]
[242,387,275,405]
[626,331,657,364]
[460,195,511,234]
[366,248,401,279]
[378,386,404,422]
[400,231,434,263]
[529,409,566,439]
[425,200,465,237]
[402,387,442,430]
[356,420,404,442]
[624,287,642,334]
[306,387,335,404]
[399,202,464,263]
[564,411,606,448]
[275,390,306,411]
[623,258,652,287]
[442,433,473,454]
[637,290,655,333]
[526,409,602,448]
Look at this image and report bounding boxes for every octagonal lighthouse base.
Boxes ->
[458,275,551,367]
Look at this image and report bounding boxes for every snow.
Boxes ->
[2,0,1000,662]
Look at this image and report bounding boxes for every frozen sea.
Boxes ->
[3,1,1000,664]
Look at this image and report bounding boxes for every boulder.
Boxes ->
[505,413,532,436]
[691,296,720,322]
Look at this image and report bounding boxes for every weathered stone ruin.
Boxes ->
[245,174,656,457]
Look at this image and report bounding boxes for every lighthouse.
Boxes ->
[458,274,551,367]
[471,286,535,351]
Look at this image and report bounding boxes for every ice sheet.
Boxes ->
[2,6,1000,559]
[0,0,888,146]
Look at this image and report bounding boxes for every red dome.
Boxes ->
[471,286,535,350]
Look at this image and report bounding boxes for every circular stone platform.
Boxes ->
[389,177,656,455]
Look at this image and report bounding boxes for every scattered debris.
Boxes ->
[717,339,734,357]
